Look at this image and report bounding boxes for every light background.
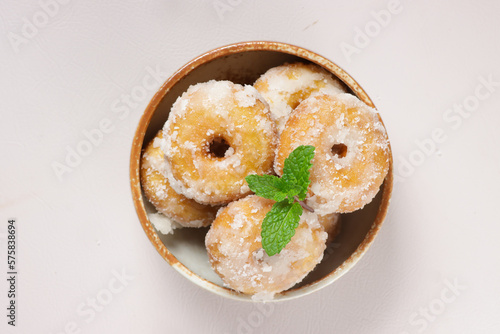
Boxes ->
[1,0,499,333]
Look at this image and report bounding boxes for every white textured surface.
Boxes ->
[1,0,499,333]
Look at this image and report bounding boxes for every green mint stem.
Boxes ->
[294,196,314,213]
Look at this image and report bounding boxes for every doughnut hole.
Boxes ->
[207,136,232,158]
[331,143,347,158]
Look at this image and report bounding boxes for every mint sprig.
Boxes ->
[245,145,315,256]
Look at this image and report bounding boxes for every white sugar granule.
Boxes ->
[148,213,182,235]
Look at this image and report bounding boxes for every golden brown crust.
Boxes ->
[275,93,390,213]
[254,62,347,133]
[163,81,277,205]
[205,196,327,296]
[140,131,217,227]
[318,213,342,244]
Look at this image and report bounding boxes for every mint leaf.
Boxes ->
[285,184,302,202]
[261,201,303,256]
[245,174,287,202]
[245,145,316,256]
[282,145,315,201]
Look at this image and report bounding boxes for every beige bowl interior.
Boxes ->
[130,42,393,302]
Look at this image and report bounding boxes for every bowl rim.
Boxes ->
[129,41,393,302]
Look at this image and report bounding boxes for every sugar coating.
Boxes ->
[140,131,217,227]
[205,196,327,298]
[162,80,278,206]
[148,212,181,235]
[254,62,347,134]
[275,93,390,214]
[318,213,341,244]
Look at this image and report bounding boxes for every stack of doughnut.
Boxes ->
[140,62,390,300]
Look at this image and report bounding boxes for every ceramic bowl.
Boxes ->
[130,41,393,301]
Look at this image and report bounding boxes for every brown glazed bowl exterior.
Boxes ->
[130,41,393,301]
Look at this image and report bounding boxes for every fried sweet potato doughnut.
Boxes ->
[275,93,390,214]
[140,131,217,227]
[254,62,346,134]
[318,213,341,244]
[205,196,327,299]
[163,81,277,206]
